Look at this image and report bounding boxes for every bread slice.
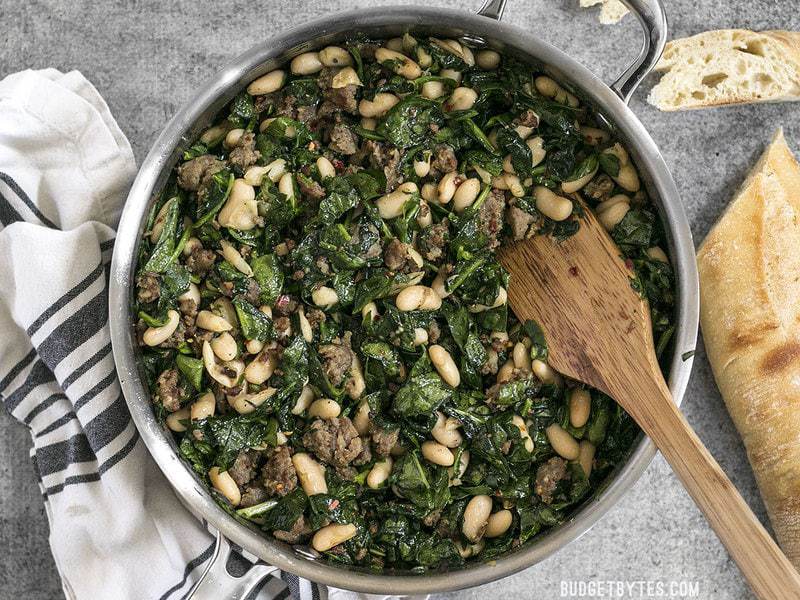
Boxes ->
[579,0,629,25]
[647,30,800,111]
[698,129,800,569]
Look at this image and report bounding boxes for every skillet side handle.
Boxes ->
[476,0,508,20]
[186,532,280,600]
[611,0,668,104]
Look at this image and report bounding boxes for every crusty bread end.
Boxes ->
[648,30,800,111]
[698,129,800,568]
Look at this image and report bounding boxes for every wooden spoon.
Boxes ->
[497,203,800,600]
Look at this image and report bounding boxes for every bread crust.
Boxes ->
[698,129,800,567]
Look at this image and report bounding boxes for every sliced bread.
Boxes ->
[647,29,800,111]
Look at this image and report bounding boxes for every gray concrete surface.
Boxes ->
[2,1,799,598]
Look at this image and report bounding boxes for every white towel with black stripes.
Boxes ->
[0,69,419,600]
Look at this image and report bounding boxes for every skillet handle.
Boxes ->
[476,0,508,20]
[186,532,280,600]
[611,0,668,103]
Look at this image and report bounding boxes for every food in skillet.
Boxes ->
[134,34,675,571]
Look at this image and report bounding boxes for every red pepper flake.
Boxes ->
[624,258,634,271]
[332,159,344,171]
[329,499,340,511]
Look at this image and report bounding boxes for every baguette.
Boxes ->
[648,29,800,111]
[698,129,800,568]
[579,0,629,25]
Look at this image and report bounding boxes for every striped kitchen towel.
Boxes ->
[0,69,394,600]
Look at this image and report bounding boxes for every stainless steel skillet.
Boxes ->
[108,0,699,596]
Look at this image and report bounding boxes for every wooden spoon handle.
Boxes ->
[626,375,800,599]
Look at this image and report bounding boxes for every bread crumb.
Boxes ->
[579,0,629,24]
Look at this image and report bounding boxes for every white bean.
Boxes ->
[421,440,455,466]
[209,467,241,506]
[296,307,312,343]
[531,359,561,386]
[527,136,547,167]
[396,285,441,311]
[352,400,371,435]
[367,457,393,489]
[578,440,596,478]
[218,179,257,231]
[375,47,421,79]
[437,172,460,204]
[420,182,438,203]
[413,327,429,346]
[318,46,352,67]
[316,156,335,179]
[245,339,264,355]
[143,310,180,346]
[429,345,460,387]
[646,246,669,263]
[597,201,630,231]
[312,286,339,308]
[569,388,592,428]
[358,93,400,118]
[278,172,295,199]
[512,342,531,372]
[312,523,357,552]
[476,49,500,70]
[290,52,323,75]
[562,163,600,194]
[219,239,253,277]
[485,509,513,538]
[385,37,404,52]
[534,186,573,222]
[166,407,190,432]
[247,69,285,95]
[224,128,244,149]
[446,87,478,111]
[308,398,341,419]
[511,415,534,452]
[149,202,171,243]
[375,182,418,219]
[432,411,463,448]
[347,355,365,400]
[546,423,580,460]
[331,66,362,88]
[202,340,244,388]
[462,495,493,542]
[421,80,445,99]
[417,199,432,227]
[535,75,559,98]
[615,164,640,192]
[292,385,315,415]
[440,68,462,84]
[452,177,481,213]
[431,270,450,299]
[200,123,229,146]
[360,117,377,131]
[244,348,277,384]
[292,452,328,495]
[182,237,203,257]
[211,332,238,361]
[191,391,216,421]
[231,387,276,415]
[196,310,233,333]
[361,301,379,322]
[413,158,431,178]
